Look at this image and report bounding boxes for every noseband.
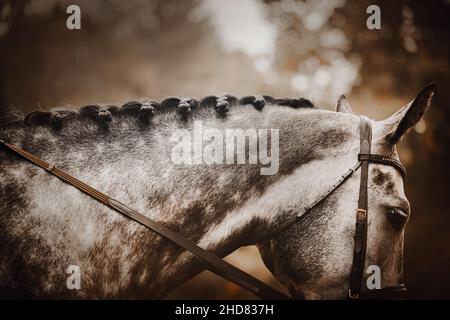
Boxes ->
[0,116,407,299]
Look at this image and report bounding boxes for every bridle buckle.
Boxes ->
[356,208,366,220]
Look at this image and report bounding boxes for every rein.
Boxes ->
[0,138,288,300]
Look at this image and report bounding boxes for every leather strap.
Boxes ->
[348,117,371,299]
[270,161,362,236]
[0,139,289,300]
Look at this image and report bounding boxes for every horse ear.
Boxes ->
[384,83,435,145]
[336,95,355,114]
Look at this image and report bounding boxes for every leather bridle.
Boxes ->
[0,116,408,300]
[348,116,407,299]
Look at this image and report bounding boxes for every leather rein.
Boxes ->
[0,116,407,300]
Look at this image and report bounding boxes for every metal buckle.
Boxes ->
[357,208,366,220]
[348,289,359,299]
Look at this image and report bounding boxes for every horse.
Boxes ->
[0,85,435,299]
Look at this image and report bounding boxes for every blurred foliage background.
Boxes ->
[0,0,449,299]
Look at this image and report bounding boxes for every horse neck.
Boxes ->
[3,107,358,297]
[146,108,359,296]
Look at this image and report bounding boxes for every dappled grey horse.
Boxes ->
[0,85,434,299]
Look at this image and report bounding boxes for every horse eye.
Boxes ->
[386,208,408,230]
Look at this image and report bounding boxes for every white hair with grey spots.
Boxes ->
[0,87,434,299]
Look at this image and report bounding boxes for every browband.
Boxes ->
[358,153,406,178]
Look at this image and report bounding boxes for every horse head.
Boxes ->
[258,84,435,299]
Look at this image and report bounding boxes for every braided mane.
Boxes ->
[2,95,314,130]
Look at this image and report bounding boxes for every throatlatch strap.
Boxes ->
[348,117,371,299]
[0,139,289,300]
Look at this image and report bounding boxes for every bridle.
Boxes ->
[0,116,407,300]
[348,116,407,299]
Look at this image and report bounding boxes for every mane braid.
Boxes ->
[1,95,315,130]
